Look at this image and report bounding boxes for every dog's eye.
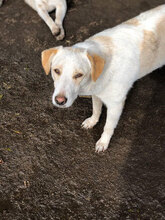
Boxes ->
[54,68,61,75]
[74,73,83,79]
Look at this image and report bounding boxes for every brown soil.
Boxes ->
[0,0,165,219]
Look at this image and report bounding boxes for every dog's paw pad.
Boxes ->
[95,140,108,153]
[82,117,98,129]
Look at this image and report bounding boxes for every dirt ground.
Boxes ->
[0,0,165,219]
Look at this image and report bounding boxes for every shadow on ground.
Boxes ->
[0,0,165,219]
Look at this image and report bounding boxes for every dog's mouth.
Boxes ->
[54,103,68,109]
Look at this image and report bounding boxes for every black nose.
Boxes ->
[55,95,67,105]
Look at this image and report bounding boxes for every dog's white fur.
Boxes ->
[25,0,67,40]
[42,5,165,152]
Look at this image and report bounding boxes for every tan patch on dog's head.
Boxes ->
[87,53,105,82]
[67,47,85,53]
[125,18,139,26]
[140,30,158,73]
[41,48,59,75]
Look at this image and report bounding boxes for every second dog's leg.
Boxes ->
[0,0,4,7]
[82,95,102,129]
[55,1,67,40]
[37,5,59,36]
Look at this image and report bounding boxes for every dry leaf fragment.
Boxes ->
[3,82,11,89]
[12,129,22,134]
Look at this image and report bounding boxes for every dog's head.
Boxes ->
[41,46,105,108]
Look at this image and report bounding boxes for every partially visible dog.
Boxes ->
[25,0,67,40]
[41,5,165,152]
[0,0,5,7]
[0,0,67,40]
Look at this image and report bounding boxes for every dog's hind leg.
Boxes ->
[0,0,4,7]
[55,0,67,40]
[36,3,60,36]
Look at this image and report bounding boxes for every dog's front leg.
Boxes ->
[82,95,102,129]
[95,100,125,152]
[36,5,59,36]
[55,1,67,40]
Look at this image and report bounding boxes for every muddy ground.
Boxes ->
[0,0,165,219]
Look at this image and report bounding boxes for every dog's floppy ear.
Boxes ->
[41,47,61,75]
[87,53,105,82]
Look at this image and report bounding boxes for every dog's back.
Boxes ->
[130,5,165,77]
[88,5,165,79]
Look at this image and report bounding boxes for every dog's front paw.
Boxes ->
[51,25,60,36]
[56,33,65,41]
[56,28,65,41]
[82,117,98,129]
[95,139,109,153]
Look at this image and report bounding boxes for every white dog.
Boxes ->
[0,0,67,40]
[41,5,165,152]
[24,0,67,40]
